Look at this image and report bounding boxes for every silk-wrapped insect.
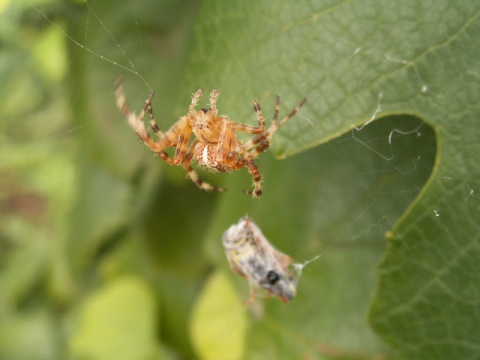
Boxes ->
[222,216,297,302]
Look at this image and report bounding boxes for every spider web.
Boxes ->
[2,1,476,359]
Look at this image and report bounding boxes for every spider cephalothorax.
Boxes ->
[115,76,306,197]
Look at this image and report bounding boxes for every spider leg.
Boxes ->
[277,97,307,127]
[183,140,226,192]
[225,97,279,160]
[232,97,306,162]
[115,74,146,132]
[220,99,267,163]
[115,76,173,162]
[146,89,198,165]
[116,75,191,166]
[146,96,165,138]
[141,93,182,165]
[216,120,263,197]
[272,94,281,124]
[218,119,238,162]
[166,117,193,164]
[244,160,263,198]
[251,99,266,133]
[189,89,203,115]
[209,89,220,115]
[229,99,266,136]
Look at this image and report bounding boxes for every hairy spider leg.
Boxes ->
[144,108,192,165]
[209,89,219,114]
[226,95,280,159]
[225,98,277,161]
[217,119,237,162]
[141,92,182,165]
[252,99,267,133]
[215,122,263,196]
[115,77,173,163]
[215,100,267,196]
[229,99,266,137]
[189,89,203,115]
[145,95,165,138]
[219,100,267,162]
[244,160,263,198]
[146,89,202,161]
[233,97,306,162]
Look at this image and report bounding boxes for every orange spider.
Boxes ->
[115,75,306,197]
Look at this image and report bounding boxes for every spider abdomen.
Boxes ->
[193,143,231,172]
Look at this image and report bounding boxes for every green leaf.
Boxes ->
[183,1,480,359]
[3,0,478,359]
[32,23,68,82]
[190,270,248,360]
[0,308,58,360]
[69,276,158,360]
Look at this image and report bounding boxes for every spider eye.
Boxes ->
[266,270,280,285]
[200,108,211,113]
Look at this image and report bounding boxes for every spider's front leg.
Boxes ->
[116,76,199,171]
[115,76,173,163]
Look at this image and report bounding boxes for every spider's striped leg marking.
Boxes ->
[232,99,266,134]
[146,94,165,139]
[143,93,179,165]
[252,99,266,133]
[144,115,192,165]
[169,117,193,164]
[232,96,306,162]
[272,94,280,124]
[228,100,266,140]
[218,100,267,163]
[218,119,237,162]
[277,97,307,127]
[244,161,262,198]
[115,75,173,163]
[217,120,263,197]
[115,75,145,133]
[145,90,200,164]
[143,97,178,165]
[183,140,226,192]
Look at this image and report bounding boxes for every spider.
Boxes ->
[115,75,306,197]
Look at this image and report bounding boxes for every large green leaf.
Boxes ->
[190,270,248,360]
[182,1,480,359]
[2,0,478,359]
[69,276,158,360]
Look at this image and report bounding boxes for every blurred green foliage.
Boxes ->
[1,1,479,359]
